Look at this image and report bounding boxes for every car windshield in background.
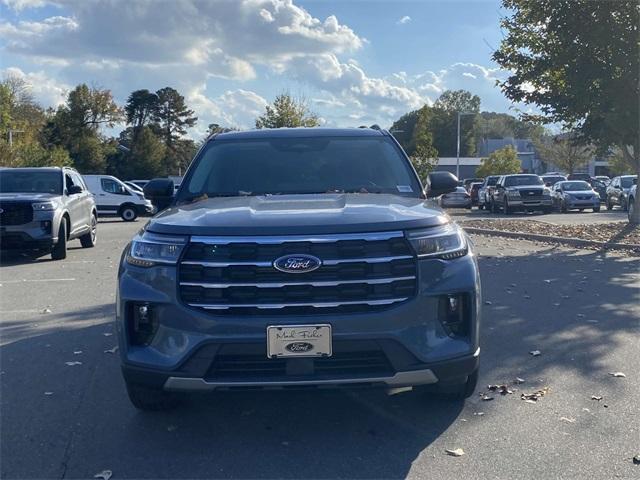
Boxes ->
[0,171,62,194]
[486,177,499,186]
[562,181,591,191]
[542,176,565,184]
[179,136,423,200]
[504,175,543,187]
[621,177,636,188]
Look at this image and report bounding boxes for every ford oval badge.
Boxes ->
[285,342,314,353]
[273,254,322,274]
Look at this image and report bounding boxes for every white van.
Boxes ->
[83,175,154,221]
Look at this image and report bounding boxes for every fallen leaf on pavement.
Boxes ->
[608,372,626,378]
[591,395,603,401]
[102,333,113,337]
[633,455,640,465]
[40,308,52,314]
[44,391,53,396]
[445,448,465,457]
[529,350,541,356]
[73,350,82,355]
[560,417,576,423]
[480,394,494,401]
[487,384,513,395]
[484,301,492,305]
[520,387,550,402]
[64,361,82,366]
[473,412,484,416]
[94,471,112,480]
[514,377,525,384]
[104,346,118,354]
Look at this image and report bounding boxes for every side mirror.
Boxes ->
[633,178,638,185]
[425,171,458,198]
[143,178,174,211]
[68,185,83,195]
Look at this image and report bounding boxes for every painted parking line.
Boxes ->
[0,278,77,284]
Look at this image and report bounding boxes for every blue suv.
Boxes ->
[117,128,481,410]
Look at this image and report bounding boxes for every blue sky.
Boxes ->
[0,0,516,137]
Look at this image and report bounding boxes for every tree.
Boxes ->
[44,84,121,173]
[255,93,320,129]
[390,109,420,155]
[408,106,438,184]
[152,87,197,174]
[475,146,521,177]
[474,112,544,141]
[431,90,480,157]
[534,133,593,174]
[493,0,640,222]
[124,89,158,132]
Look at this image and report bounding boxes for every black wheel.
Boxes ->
[593,206,600,213]
[606,198,613,210]
[125,381,180,411]
[80,214,97,248]
[621,198,628,212]
[120,205,138,222]
[51,220,67,260]
[543,206,552,214]
[561,201,567,213]
[490,200,496,214]
[415,369,479,401]
[628,199,635,221]
[478,203,484,210]
[504,199,512,215]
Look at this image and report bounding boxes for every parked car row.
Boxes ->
[445,173,637,216]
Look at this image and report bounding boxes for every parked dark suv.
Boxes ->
[117,128,481,410]
[491,174,552,214]
[0,167,97,260]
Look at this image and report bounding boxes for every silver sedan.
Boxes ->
[440,186,472,209]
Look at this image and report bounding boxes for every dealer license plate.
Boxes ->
[266,324,332,358]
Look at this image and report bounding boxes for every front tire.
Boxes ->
[621,197,628,212]
[120,205,138,222]
[125,381,180,411]
[593,206,600,213]
[51,220,67,260]
[504,199,512,215]
[606,198,613,210]
[80,214,97,248]
[628,199,635,221]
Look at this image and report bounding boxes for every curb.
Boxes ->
[463,227,640,253]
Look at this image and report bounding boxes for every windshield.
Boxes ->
[486,176,499,186]
[179,136,422,200]
[562,181,591,191]
[0,170,62,194]
[543,176,565,184]
[621,176,636,188]
[504,175,543,187]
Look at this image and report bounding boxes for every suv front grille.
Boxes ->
[179,232,417,314]
[0,202,33,226]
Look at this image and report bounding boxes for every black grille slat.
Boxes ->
[0,202,33,226]
[209,350,394,379]
[179,232,417,314]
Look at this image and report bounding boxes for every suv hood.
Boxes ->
[146,193,449,236]
[0,193,59,202]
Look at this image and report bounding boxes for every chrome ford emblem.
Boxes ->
[285,342,314,353]
[273,254,322,273]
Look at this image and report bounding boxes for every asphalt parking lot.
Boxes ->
[1,220,639,479]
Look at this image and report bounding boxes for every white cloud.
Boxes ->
[189,87,268,133]
[396,16,411,25]
[1,0,52,11]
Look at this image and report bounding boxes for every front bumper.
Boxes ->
[566,198,600,208]
[0,212,58,250]
[117,247,481,391]
[507,198,552,208]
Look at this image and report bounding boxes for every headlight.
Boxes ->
[126,231,187,267]
[32,202,56,211]
[542,189,551,196]
[406,225,468,260]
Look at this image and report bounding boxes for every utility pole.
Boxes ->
[8,129,25,147]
